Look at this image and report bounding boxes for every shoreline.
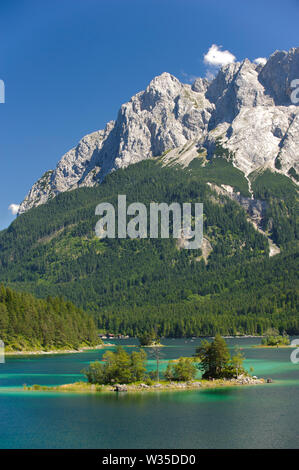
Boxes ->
[24,376,266,394]
[6,335,293,356]
[4,336,264,355]
[5,344,115,356]
[252,344,294,349]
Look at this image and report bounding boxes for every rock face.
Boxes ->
[19,47,299,214]
[259,48,299,105]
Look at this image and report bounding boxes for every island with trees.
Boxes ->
[138,330,162,347]
[25,335,265,393]
[255,329,292,348]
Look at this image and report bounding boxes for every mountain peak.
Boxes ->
[18,47,299,215]
[144,72,183,100]
[150,71,177,83]
[259,47,299,105]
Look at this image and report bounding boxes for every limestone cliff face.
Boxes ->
[19,47,299,214]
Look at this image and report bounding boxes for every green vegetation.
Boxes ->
[148,344,164,382]
[251,169,297,200]
[261,335,290,346]
[195,334,246,379]
[288,167,299,182]
[138,330,160,346]
[83,337,247,386]
[188,156,251,197]
[0,161,298,338]
[165,357,197,381]
[24,375,264,394]
[250,169,298,247]
[0,285,98,351]
[214,139,234,162]
[83,346,147,384]
[275,156,282,170]
[261,328,290,346]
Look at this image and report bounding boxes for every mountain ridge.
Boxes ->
[19,47,299,215]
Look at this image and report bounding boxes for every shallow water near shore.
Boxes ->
[0,337,298,448]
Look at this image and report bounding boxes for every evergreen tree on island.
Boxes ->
[195,334,245,379]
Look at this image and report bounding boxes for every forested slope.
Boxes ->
[0,285,98,351]
[0,159,298,337]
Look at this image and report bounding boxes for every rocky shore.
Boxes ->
[25,375,266,394]
[111,376,265,392]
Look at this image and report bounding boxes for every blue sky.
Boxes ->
[0,0,298,229]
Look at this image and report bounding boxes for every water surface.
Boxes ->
[0,338,298,449]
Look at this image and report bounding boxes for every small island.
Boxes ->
[254,329,292,348]
[24,335,266,394]
[137,331,163,347]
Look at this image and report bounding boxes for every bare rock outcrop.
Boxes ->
[19,47,299,214]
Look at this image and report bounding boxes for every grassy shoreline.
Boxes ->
[24,376,266,394]
[5,344,114,356]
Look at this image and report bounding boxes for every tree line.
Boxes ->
[0,285,98,351]
[0,160,297,338]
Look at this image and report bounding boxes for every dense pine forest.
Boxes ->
[0,158,298,338]
[0,285,98,351]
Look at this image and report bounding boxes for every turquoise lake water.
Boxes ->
[0,338,299,449]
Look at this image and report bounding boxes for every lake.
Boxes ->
[0,338,298,449]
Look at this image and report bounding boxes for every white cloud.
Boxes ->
[8,204,20,215]
[254,57,267,66]
[204,44,236,67]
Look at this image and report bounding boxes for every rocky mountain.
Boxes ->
[19,47,299,214]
